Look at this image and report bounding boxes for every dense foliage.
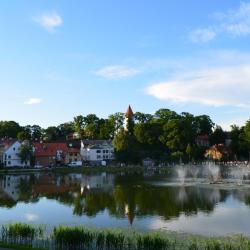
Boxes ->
[1,108,250,163]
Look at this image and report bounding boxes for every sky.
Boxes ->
[1,1,250,129]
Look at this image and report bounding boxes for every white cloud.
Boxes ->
[190,2,250,42]
[146,64,250,108]
[190,28,216,43]
[34,12,62,32]
[219,118,248,131]
[24,98,42,105]
[222,2,250,36]
[94,65,140,80]
[25,213,39,222]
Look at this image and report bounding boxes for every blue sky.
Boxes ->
[1,0,250,129]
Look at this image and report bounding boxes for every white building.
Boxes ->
[80,140,114,165]
[3,141,30,167]
[0,175,30,201]
[64,173,115,192]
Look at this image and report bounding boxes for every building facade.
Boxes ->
[2,141,30,167]
[80,140,114,165]
[33,142,81,167]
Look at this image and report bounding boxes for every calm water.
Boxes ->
[1,170,250,236]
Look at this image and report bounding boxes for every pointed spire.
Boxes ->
[125,105,134,118]
[127,211,135,226]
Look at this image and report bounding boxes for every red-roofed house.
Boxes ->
[33,142,81,167]
[204,144,230,161]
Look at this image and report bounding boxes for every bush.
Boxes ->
[1,223,43,246]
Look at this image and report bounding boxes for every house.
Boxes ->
[33,142,66,167]
[33,142,81,167]
[0,143,5,166]
[0,174,30,201]
[66,132,80,140]
[1,140,30,167]
[0,140,15,166]
[196,134,210,147]
[204,144,230,161]
[80,140,114,165]
[65,141,82,164]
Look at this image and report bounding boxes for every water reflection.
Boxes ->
[0,172,250,235]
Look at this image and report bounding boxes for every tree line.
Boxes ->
[1,108,250,163]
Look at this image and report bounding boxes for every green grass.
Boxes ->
[2,223,250,250]
[1,223,44,247]
[0,165,144,174]
[0,242,44,250]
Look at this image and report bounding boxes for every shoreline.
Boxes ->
[0,166,145,175]
[0,223,250,250]
[0,162,250,175]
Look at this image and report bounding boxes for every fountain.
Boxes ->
[173,162,250,188]
[176,167,186,185]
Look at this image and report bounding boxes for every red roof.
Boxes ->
[33,142,79,157]
[125,105,134,118]
[0,139,16,150]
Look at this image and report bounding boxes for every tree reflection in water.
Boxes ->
[0,172,249,225]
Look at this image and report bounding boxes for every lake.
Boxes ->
[1,170,250,236]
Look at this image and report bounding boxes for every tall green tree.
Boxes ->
[43,126,60,141]
[84,114,100,139]
[73,115,85,139]
[0,121,22,138]
[134,112,153,123]
[210,126,226,145]
[195,115,214,135]
[243,120,250,159]
[186,143,193,162]
[30,125,42,141]
[17,131,31,141]
[108,112,124,136]
[134,121,166,161]
[113,129,139,164]
[57,122,74,139]
[18,143,33,165]
[154,109,179,122]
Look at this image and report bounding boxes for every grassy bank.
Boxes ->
[0,166,144,175]
[0,242,44,250]
[1,223,250,250]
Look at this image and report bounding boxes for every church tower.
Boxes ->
[124,105,134,131]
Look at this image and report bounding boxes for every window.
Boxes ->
[97,155,101,159]
[75,153,77,156]
[8,155,11,159]
[103,150,105,153]
[13,147,15,151]
[8,161,11,165]
[96,150,101,153]
[106,150,109,153]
